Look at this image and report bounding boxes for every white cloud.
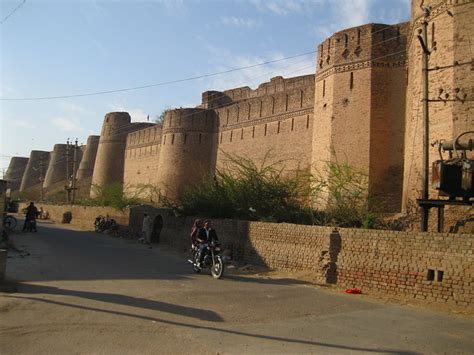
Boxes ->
[109,101,151,122]
[0,85,17,97]
[51,117,84,132]
[336,0,371,28]
[59,101,88,113]
[219,16,261,28]
[10,120,35,129]
[249,0,324,16]
[198,45,315,96]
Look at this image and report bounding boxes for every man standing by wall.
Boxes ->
[141,213,152,245]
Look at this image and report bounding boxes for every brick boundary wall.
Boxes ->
[36,204,473,307]
[38,204,129,231]
[129,206,473,307]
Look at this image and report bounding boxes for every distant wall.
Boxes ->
[77,135,100,180]
[20,150,50,191]
[4,157,29,191]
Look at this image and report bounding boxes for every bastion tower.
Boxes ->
[90,112,152,198]
[156,108,217,201]
[43,144,83,189]
[402,0,474,210]
[20,150,51,191]
[312,22,409,212]
[77,135,100,180]
[4,157,29,191]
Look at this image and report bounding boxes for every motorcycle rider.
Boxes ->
[23,202,39,232]
[196,219,218,267]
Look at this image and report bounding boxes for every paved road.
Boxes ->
[1,221,473,354]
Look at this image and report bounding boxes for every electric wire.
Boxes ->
[0,0,26,25]
[0,51,317,101]
[2,28,407,102]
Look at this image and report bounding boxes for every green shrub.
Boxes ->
[87,184,141,211]
[175,153,315,224]
[174,153,382,228]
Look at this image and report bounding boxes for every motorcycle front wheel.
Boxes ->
[192,252,201,273]
[211,257,224,279]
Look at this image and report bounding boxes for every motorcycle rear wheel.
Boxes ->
[4,215,17,231]
[211,257,224,279]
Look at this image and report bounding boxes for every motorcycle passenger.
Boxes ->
[23,202,39,232]
[190,219,203,248]
[196,219,219,267]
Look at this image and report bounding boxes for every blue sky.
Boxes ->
[0,0,410,174]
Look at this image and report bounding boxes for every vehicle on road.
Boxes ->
[3,213,17,231]
[188,240,224,279]
[94,215,118,233]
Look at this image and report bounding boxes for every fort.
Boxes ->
[5,0,473,229]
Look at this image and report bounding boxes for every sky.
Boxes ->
[0,0,410,174]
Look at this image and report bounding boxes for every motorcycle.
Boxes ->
[188,241,224,279]
[23,216,37,232]
[3,213,17,231]
[94,215,118,233]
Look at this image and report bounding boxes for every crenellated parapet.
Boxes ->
[214,75,315,132]
[316,22,409,82]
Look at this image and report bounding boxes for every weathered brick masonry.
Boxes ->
[129,206,473,307]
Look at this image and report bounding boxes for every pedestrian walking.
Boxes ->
[141,213,152,244]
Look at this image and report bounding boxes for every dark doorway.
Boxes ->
[151,215,163,243]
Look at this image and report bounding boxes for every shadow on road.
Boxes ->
[224,274,312,286]
[14,283,223,322]
[4,293,419,354]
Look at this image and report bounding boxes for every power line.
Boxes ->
[0,50,317,101]
[1,29,408,103]
[1,0,26,25]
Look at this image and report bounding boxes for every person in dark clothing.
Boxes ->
[196,219,219,267]
[23,202,39,232]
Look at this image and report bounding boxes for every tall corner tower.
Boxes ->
[77,135,100,180]
[156,108,217,201]
[20,150,51,191]
[5,157,29,191]
[402,0,474,209]
[312,22,409,212]
[90,112,132,197]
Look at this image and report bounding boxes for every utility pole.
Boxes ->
[66,138,71,203]
[71,138,78,204]
[417,6,432,231]
[39,155,45,202]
